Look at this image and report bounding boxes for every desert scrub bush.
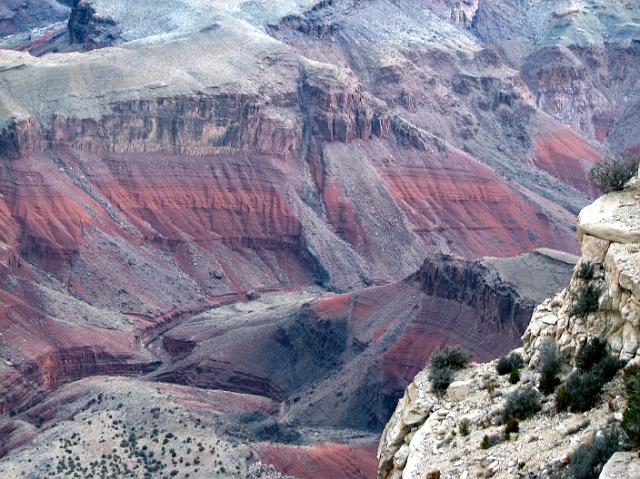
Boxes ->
[565,426,623,479]
[503,417,519,438]
[623,364,640,448]
[430,345,473,370]
[459,420,470,436]
[496,352,524,375]
[556,338,625,412]
[226,411,302,444]
[501,387,541,423]
[539,343,562,395]
[509,368,521,384]
[568,282,602,318]
[480,434,501,450]
[428,345,472,394]
[589,155,640,194]
[575,337,608,371]
[575,261,597,281]
[430,367,455,394]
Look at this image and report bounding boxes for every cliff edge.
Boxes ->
[378,171,640,478]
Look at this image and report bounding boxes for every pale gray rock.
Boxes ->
[599,452,640,479]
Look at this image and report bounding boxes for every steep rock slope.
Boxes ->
[0,1,637,477]
[0,0,611,314]
[377,175,640,478]
[524,175,640,363]
[0,250,574,479]
[0,0,608,437]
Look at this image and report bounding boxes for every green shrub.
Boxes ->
[430,346,473,371]
[625,363,640,395]
[566,427,622,479]
[509,368,521,384]
[592,355,626,383]
[459,420,470,436]
[623,364,640,448]
[429,367,455,394]
[556,339,624,412]
[557,371,603,412]
[539,344,562,395]
[428,345,472,394]
[576,337,608,372]
[589,156,640,194]
[501,387,541,423]
[496,352,524,375]
[568,283,602,318]
[623,392,640,449]
[480,434,501,449]
[575,261,597,281]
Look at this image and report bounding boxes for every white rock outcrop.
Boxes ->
[378,177,640,479]
[524,178,640,365]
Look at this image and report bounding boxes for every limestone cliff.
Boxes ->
[524,176,640,364]
[377,174,640,478]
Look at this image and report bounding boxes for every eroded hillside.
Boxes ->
[0,1,638,477]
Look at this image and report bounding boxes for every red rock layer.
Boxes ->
[533,121,603,195]
[258,441,378,479]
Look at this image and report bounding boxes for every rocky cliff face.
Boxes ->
[1,1,639,478]
[377,176,640,478]
[524,174,640,364]
[0,251,574,479]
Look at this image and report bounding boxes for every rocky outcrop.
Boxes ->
[376,350,628,479]
[68,0,120,49]
[523,175,640,364]
[378,176,640,479]
[600,452,640,479]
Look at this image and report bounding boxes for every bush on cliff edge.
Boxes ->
[589,156,639,193]
[428,346,472,394]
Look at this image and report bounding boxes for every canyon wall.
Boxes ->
[0,1,638,478]
[377,175,640,479]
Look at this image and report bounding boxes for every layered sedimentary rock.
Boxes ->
[377,176,640,479]
[523,175,640,364]
[148,251,574,434]
[0,1,638,477]
[0,250,574,478]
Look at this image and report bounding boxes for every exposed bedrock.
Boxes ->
[523,43,640,154]
[150,250,574,433]
[68,0,121,49]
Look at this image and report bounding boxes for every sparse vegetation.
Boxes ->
[575,261,597,281]
[496,352,524,376]
[480,434,501,450]
[539,343,562,395]
[575,337,608,371]
[622,364,640,448]
[568,282,602,318]
[430,367,455,395]
[589,155,640,194]
[428,345,473,394]
[556,338,625,412]
[509,368,521,384]
[564,427,623,479]
[226,411,302,444]
[501,387,541,423]
[458,420,470,436]
[429,345,473,371]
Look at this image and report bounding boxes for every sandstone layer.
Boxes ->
[0,1,638,477]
